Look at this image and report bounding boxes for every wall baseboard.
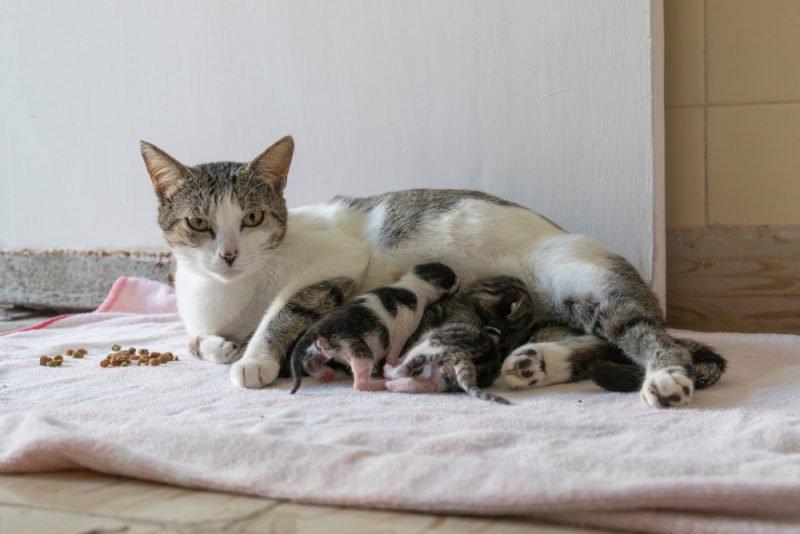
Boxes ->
[0,249,173,311]
[667,226,800,334]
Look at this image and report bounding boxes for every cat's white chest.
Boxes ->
[175,267,272,341]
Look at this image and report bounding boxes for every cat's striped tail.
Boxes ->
[454,360,511,405]
[589,337,728,393]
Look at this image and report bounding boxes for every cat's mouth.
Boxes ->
[208,264,247,281]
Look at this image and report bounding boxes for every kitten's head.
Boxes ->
[411,263,460,297]
[140,136,293,282]
[465,276,536,351]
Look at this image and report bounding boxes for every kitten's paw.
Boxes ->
[385,377,440,393]
[190,335,240,364]
[383,364,399,380]
[317,365,336,383]
[229,357,281,388]
[502,344,547,389]
[640,366,694,408]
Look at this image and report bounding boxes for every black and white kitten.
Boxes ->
[290,263,458,393]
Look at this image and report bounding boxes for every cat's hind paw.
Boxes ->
[502,344,547,389]
[229,357,281,388]
[190,335,240,364]
[386,377,440,393]
[640,366,694,408]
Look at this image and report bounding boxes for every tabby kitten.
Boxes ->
[386,324,511,404]
[385,276,535,404]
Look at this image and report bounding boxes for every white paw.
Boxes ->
[640,366,694,408]
[501,344,547,389]
[193,335,240,364]
[383,364,399,379]
[229,357,281,388]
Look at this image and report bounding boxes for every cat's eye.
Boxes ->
[186,217,210,232]
[242,210,264,228]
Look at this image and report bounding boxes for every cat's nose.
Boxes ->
[220,251,238,266]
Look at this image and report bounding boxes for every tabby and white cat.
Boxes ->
[140,135,726,408]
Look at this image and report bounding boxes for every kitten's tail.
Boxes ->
[289,332,315,395]
[454,360,511,405]
[589,337,728,393]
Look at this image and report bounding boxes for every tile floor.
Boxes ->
[0,472,608,533]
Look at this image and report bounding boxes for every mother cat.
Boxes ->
[140,135,706,408]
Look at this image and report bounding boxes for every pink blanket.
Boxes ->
[1,277,799,533]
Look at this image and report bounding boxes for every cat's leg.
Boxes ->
[385,377,442,393]
[384,341,444,392]
[528,234,694,408]
[501,335,613,389]
[342,340,386,391]
[230,276,359,388]
[384,360,443,393]
[351,359,388,391]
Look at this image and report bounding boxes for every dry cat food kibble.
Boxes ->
[98,345,177,369]
[58,347,89,359]
[39,345,177,369]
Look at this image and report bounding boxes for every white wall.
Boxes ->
[0,0,661,282]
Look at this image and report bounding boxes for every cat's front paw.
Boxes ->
[640,366,694,408]
[190,335,240,364]
[229,357,281,388]
[502,344,546,389]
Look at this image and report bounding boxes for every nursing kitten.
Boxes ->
[386,324,510,404]
[502,321,728,402]
[142,135,727,408]
[290,263,458,393]
[385,276,535,404]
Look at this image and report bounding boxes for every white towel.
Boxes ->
[1,277,799,534]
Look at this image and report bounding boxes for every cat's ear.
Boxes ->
[246,135,294,191]
[507,295,529,320]
[140,141,188,200]
[484,326,502,344]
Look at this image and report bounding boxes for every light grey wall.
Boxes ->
[0,0,661,283]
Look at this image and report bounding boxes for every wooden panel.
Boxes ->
[667,227,800,334]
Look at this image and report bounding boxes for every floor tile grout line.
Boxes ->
[217,501,285,530]
[0,500,271,530]
[0,501,173,527]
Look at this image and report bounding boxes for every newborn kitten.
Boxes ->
[386,324,511,404]
[290,263,459,393]
[384,276,535,404]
